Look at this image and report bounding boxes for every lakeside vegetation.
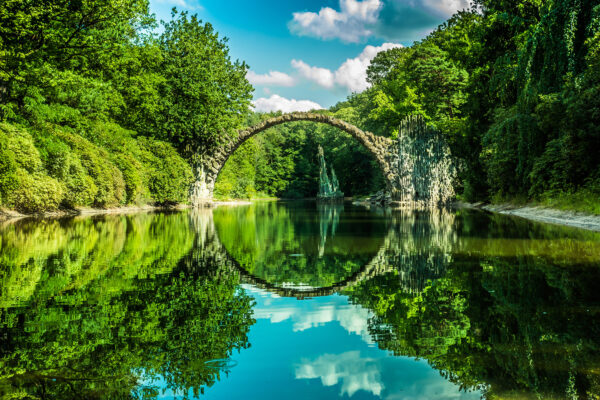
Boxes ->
[220,1,600,212]
[0,1,250,213]
[1,1,599,212]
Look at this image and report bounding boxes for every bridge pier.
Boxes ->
[190,165,215,207]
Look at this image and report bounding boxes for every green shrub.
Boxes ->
[35,134,72,179]
[0,122,192,211]
[1,123,42,173]
[0,124,64,212]
[138,137,192,204]
[6,170,63,213]
[86,122,146,204]
[60,156,98,208]
[113,153,145,204]
[0,134,18,206]
[52,128,126,207]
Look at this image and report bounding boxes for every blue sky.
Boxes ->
[148,0,471,111]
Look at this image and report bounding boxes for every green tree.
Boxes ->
[157,10,253,158]
[0,0,150,121]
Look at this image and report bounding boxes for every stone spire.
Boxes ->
[317,145,343,201]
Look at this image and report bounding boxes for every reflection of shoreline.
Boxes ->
[0,204,190,223]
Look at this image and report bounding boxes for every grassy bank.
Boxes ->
[0,122,192,214]
[534,189,600,216]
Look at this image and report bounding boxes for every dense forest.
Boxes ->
[1,0,599,212]
[0,1,251,212]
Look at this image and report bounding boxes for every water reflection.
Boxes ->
[212,202,388,290]
[0,203,600,399]
[0,213,254,399]
[295,351,384,397]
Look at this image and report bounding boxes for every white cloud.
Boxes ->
[291,60,335,89]
[295,351,384,397]
[252,95,324,113]
[289,0,382,43]
[335,42,403,92]
[247,70,296,87]
[154,0,202,11]
[423,0,471,18]
[292,42,403,93]
[248,287,375,344]
[289,0,471,43]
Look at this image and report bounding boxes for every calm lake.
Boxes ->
[1,201,600,399]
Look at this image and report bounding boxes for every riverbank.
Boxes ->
[0,204,191,222]
[0,199,261,221]
[471,203,600,232]
[5,199,600,233]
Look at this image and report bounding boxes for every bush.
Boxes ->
[1,123,42,173]
[60,156,98,208]
[52,127,126,207]
[35,134,71,179]
[0,135,18,206]
[138,137,193,204]
[86,122,147,204]
[0,122,192,212]
[6,170,63,213]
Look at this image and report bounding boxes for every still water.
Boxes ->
[1,202,600,399]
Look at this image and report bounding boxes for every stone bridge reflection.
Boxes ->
[189,205,457,298]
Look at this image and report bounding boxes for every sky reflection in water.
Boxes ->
[202,287,481,400]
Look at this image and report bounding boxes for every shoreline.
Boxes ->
[0,204,191,222]
[4,200,600,232]
[468,203,600,232]
[0,200,258,222]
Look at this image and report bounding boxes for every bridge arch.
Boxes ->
[191,112,396,205]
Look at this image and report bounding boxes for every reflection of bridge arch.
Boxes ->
[189,207,390,298]
[224,243,390,299]
[190,207,455,298]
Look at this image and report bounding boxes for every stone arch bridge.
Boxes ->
[191,112,397,205]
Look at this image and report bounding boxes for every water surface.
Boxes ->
[1,202,600,399]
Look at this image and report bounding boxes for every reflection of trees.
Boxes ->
[210,204,457,298]
[348,210,600,399]
[381,208,456,293]
[0,213,254,399]
[213,202,387,288]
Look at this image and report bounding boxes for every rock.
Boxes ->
[389,115,456,206]
[317,145,343,201]
[367,190,392,205]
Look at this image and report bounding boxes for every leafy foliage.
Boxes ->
[0,212,254,399]
[0,1,251,212]
[156,11,253,157]
[0,123,191,212]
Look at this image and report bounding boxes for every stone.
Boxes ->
[391,115,456,206]
[317,145,343,201]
